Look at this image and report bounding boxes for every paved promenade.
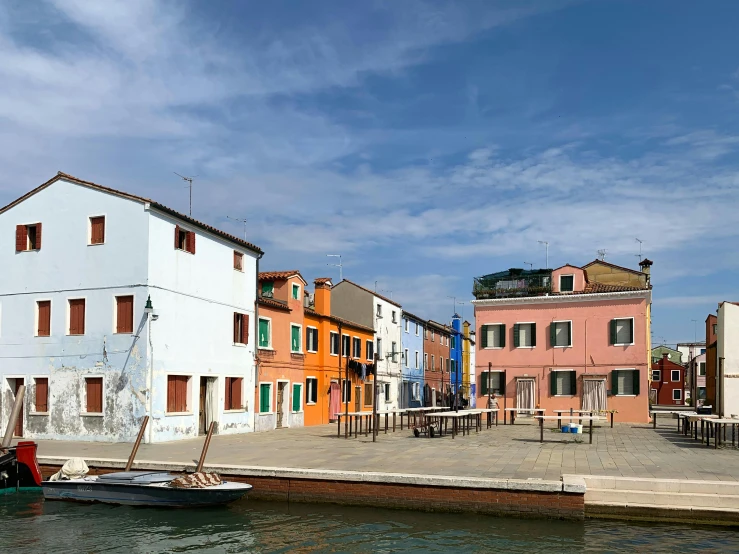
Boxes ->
[28,417,739,482]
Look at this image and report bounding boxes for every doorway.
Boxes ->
[199,377,217,435]
[354,386,361,413]
[7,378,24,437]
[582,379,607,412]
[276,382,287,428]
[516,379,535,412]
[329,381,340,422]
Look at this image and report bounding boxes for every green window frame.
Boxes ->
[292,383,301,412]
[291,325,301,353]
[258,318,271,348]
[292,283,300,300]
[259,383,271,413]
[550,370,577,396]
[611,369,640,396]
[261,281,274,297]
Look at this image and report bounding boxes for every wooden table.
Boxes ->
[554,409,617,428]
[434,411,480,439]
[335,412,374,438]
[476,408,499,428]
[405,407,446,427]
[504,408,545,425]
[535,415,605,444]
[705,418,739,449]
[375,409,407,433]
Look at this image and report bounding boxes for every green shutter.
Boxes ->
[291,326,300,352]
[261,281,273,296]
[513,324,520,348]
[632,370,640,396]
[293,384,300,412]
[629,319,634,344]
[611,370,619,395]
[531,323,536,347]
[550,371,557,396]
[259,319,270,348]
[570,371,577,395]
[500,371,506,394]
[480,372,489,395]
[609,319,617,345]
[550,323,556,347]
[260,384,270,412]
[567,322,572,347]
[480,326,488,348]
[500,325,506,348]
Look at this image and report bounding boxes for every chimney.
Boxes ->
[313,278,332,316]
[639,258,653,286]
[662,352,669,361]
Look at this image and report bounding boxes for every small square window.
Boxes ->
[167,375,190,413]
[234,251,243,271]
[224,377,243,410]
[175,226,195,254]
[551,321,572,347]
[672,388,682,401]
[306,377,318,404]
[292,283,300,300]
[611,318,634,345]
[559,274,574,292]
[671,369,681,382]
[16,223,42,251]
[85,377,103,414]
[651,369,661,382]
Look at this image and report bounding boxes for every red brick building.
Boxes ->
[651,353,685,406]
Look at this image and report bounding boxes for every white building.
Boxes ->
[331,280,403,409]
[717,302,739,417]
[0,172,262,443]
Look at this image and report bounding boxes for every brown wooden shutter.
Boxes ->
[35,223,42,249]
[90,216,105,244]
[188,231,196,254]
[175,226,180,249]
[167,376,176,412]
[177,376,188,411]
[37,301,51,336]
[35,378,48,412]
[224,377,232,409]
[116,296,133,333]
[242,314,249,344]
[15,225,27,252]
[233,313,240,343]
[69,299,85,335]
[86,377,103,413]
[232,378,242,409]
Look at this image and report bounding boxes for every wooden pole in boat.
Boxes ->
[124,416,149,471]
[1,385,25,451]
[195,421,215,473]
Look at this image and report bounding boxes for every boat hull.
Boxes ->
[42,480,252,507]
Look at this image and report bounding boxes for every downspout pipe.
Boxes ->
[254,251,264,428]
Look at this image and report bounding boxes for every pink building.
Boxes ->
[472,260,652,423]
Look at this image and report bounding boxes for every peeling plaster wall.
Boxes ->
[0,178,151,441]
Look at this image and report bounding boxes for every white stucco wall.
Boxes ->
[719,303,739,417]
[0,178,151,441]
[375,298,402,410]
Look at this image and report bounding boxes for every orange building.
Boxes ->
[303,278,376,426]
[254,270,308,432]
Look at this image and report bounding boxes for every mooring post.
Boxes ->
[125,416,149,471]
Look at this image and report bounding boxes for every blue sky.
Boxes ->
[1,0,738,344]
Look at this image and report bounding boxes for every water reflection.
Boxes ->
[1,493,736,553]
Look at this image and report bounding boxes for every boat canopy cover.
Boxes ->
[49,458,89,481]
[97,471,176,484]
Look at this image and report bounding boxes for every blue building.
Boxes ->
[450,314,463,399]
[400,311,425,408]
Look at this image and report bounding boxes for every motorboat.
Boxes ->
[42,470,252,507]
[0,441,43,493]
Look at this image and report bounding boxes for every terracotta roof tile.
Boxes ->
[581,282,646,294]
[258,270,305,283]
[314,277,332,285]
[258,297,291,311]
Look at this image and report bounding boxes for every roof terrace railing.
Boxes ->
[473,268,552,299]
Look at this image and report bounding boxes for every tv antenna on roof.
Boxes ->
[635,238,644,262]
[524,262,533,271]
[597,249,607,261]
[174,172,197,216]
[227,216,248,240]
[537,241,549,269]
[327,254,343,281]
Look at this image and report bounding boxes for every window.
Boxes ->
[68,299,86,335]
[480,371,505,395]
[34,377,48,413]
[415,351,419,369]
[167,375,189,413]
[559,274,574,292]
[174,226,195,254]
[365,340,374,360]
[291,324,302,353]
[698,387,707,400]
[259,383,272,413]
[424,353,428,370]
[713,324,718,335]
[261,281,274,298]
[412,382,421,401]
[673,389,682,401]
[481,324,505,349]
[551,321,572,348]
[652,370,661,382]
[292,383,302,412]
[450,359,457,374]
[15,223,42,251]
[36,300,51,337]
[699,362,706,376]
[376,304,382,317]
[404,319,409,332]
[306,378,318,404]
[431,355,435,371]
[292,283,300,300]
[116,296,134,334]
[431,330,435,342]
[258,318,271,348]
[330,332,339,355]
[551,370,577,396]
[391,341,398,360]
[306,327,318,353]
[671,369,680,382]
[384,382,391,402]
[424,328,428,340]
[392,311,397,323]
[513,323,536,348]
[364,383,373,407]
[233,251,243,271]
[353,337,361,358]
[451,336,456,349]
[233,313,249,344]
[415,322,419,336]
[224,377,243,410]
[89,216,105,245]
[341,334,350,357]
[404,348,409,367]
[377,338,383,360]
[612,369,640,396]
[342,380,352,403]
[700,348,706,355]
[610,318,634,346]
[85,377,103,414]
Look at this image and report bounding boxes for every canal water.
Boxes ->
[2,493,738,553]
